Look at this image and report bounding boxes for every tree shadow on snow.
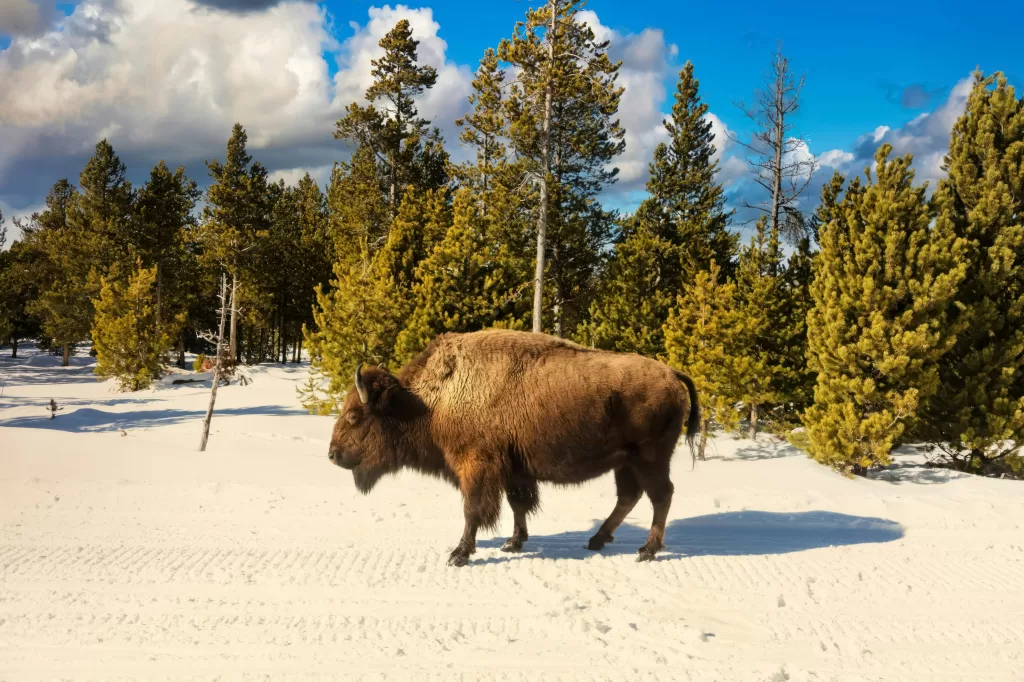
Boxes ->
[475,510,904,565]
[0,404,306,432]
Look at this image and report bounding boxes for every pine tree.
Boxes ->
[804,146,965,473]
[93,262,181,391]
[70,140,136,280]
[499,0,625,334]
[327,144,391,266]
[24,179,92,365]
[455,48,508,197]
[197,123,273,363]
[0,231,44,358]
[334,19,444,216]
[663,260,743,459]
[302,187,451,410]
[920,71,1024,477]
[586,62,736,355]
[583,224,680,356]
[734,215,786,438]
[776,236,817,416]
[133,160,201,358]
[394,187,528,362]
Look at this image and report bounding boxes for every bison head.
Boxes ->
[328,363,421,494]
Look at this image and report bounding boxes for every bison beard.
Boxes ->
[328,330,700,567]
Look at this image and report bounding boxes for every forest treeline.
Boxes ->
[1,1,1022,478]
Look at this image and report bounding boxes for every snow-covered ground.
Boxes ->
[1,346,1023,681]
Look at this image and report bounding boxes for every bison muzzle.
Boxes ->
[327,329,700,567]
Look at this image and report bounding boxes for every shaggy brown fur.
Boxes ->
[328,329,700,566]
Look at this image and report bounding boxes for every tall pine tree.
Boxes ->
[133,160,201,362]
[587,62,736,355]
[920,71,1024,476]
[334,19,444,216]
[804,146,965,473]
[24,179,91,365]
[197,123,273,363]
[499,0,625,334]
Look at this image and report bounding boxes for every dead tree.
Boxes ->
[727,43,818,248]
[198,273,230,452]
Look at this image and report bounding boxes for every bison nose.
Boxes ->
[329,448,355,469]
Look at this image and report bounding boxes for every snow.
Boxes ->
[2,345,1023,681]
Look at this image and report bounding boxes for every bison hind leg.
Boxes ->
[588,466,642,551]
[633,458,675,562]
[501,478,539,552]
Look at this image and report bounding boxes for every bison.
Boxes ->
[327,329,699,566]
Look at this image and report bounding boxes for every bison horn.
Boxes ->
[354,362,369,404]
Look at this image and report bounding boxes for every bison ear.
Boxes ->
[362,368,402,414]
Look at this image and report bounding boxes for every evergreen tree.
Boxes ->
[734,215,786,438]
[583,224,679,356]
[586,62,736,355]
[334,19,445,216]
[326,144,391,266]
[394,187,528,362]
[302,187,451,411]
[70,140,136,280]
[920,72,1024,476]
[0,229,44,358]
[133,160,201,359]
[197,123,273,362]
[663,260,743,459]
[455,48,508,197]
[499,0,625,334]
[93,262,181,391]
[804,146,965,473]
[24,179,91,365]
[776,236,817,415]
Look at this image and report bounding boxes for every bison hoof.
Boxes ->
[587,533,612,551]
[447,553,469,568]
[500,538,523,552]
[636,548,657,563]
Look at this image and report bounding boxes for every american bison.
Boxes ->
[328,329,699,566]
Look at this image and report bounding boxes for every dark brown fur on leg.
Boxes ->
[448,457,504,567]
[501,480,539,552]
[588,467,643,551]
[634,460,674,562]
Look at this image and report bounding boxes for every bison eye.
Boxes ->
[344,410,360,426]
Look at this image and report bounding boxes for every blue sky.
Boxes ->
[323,0,1023,152]
[1,0,1022,235]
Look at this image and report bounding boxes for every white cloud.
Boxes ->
[0,1,474,213]
[576,11,676,192]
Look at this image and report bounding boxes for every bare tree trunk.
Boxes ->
[698,419,709,461]
[11,338,17,359]
[280,307,287,364]
[294,336,301,363]
[531,3,556,334]
[749,403,759,440]
[62,343,69,367]
[155,261,162,333]
[229,271,239,364]
[177,333,186,369]
[200,274,229,452]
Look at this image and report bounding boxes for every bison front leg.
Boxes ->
[501,479,539,552]
[448,457,503,567]
[588,467,642,551]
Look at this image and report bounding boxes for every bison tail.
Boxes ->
[674,371,701,464]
